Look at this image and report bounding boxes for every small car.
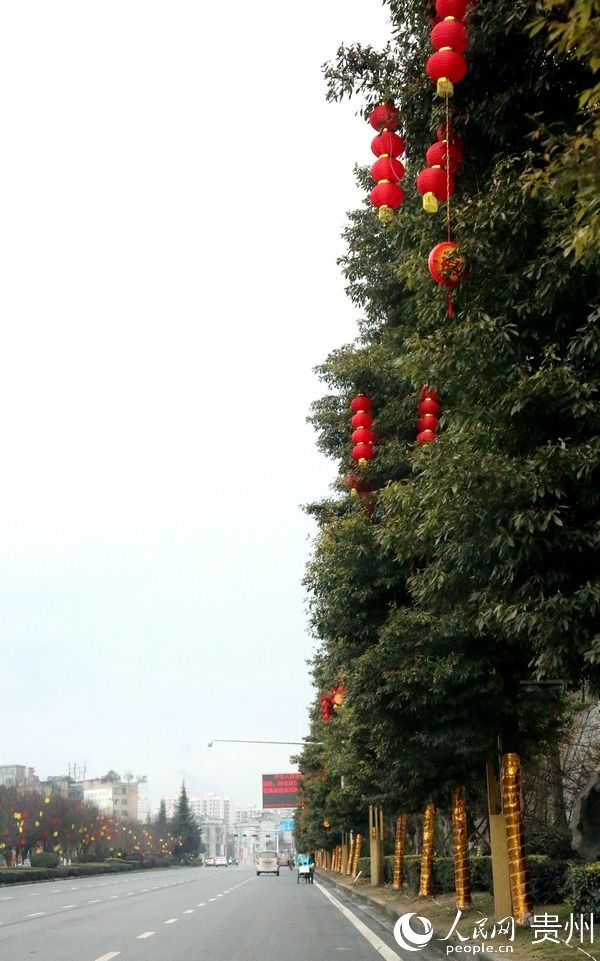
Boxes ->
[256,850,279,876]
[215,856,228,867]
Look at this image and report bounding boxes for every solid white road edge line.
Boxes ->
[314,882,402,961]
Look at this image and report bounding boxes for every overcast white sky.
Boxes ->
[0,0,391,810]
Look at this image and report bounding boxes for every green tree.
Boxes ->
[170,784,201,862]
[156,798,168,827]
[300,0,600,838]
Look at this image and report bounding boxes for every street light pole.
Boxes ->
[207,739,323,747]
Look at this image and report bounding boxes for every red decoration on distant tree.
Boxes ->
[436,0,469,19]
[369,110,405,223]
[426,50,467,97]
[370,130,404,158]
[431,19,468,54]
[351,427,376,445]
[352,442,375,462]
[417,387,441,444]
[417,165,455,213]
[369,103,400,132]
[350,394,373,413]
[428,241,464,288]
[371,156,405,183]
[351,410,373,429]
[426,141,462,173]
[320,695,333,721]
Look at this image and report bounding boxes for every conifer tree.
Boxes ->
[170,784,201,862]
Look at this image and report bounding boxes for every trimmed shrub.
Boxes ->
[525,826,576,860]
[564,863,600,914]
[31,853,60,868]
[353,854,567,903]
[527,856,571,903]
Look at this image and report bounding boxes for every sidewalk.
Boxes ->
[315,869,580,961]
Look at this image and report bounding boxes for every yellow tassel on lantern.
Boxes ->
[436,78,454,96]
[423,193,439,213]
[378,206,395,224]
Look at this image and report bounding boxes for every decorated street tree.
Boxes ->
[300,0,600,905]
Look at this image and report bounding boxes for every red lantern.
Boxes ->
[332,684,345,707]
[436,0,469,19]
[371,156,405,183]
[431,19,468,54]
[370,181,405,212]
[426,50,467,96]
[418,397,441,417]
[416,166,455,212]
[351,427,376,445]
[428,241,464,288]
[351,410,373,429]
[417,414,439,432]
[350,394,372,413]
[371,131,404,158]
[346,474,368,495]
[369,103,400,132]
[352,443,375,462]
[320,695,333,721]
[417,385,441,443]
[426,141,462,172]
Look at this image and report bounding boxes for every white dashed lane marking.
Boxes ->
[94,954,121,961]
[137,932,155,939]
[197,902,206,907]
[61,904,76,910]
[164,918,178,925]
[28,912,46,917]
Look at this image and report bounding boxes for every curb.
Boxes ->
[315,871,453,960]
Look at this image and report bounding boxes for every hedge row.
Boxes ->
[354,855,578,905]
[0,861,137,885]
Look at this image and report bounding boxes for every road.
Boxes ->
[0,865,407,961]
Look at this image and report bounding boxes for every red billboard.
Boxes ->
[262,772,301,809]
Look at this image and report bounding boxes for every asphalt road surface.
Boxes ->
[0,865,408,961]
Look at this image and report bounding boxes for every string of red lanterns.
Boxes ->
[417,385,441,445]
[350,394,376,467]
[425,0,470,313]
[320,684,346,721]
[368,103,405,223]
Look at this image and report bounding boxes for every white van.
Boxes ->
[256,850,279,876]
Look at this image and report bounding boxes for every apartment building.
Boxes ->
[0,765,41,792]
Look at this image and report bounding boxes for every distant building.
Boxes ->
[81,775,143,821]
[0,766,40,792]
[163,793,234,826]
